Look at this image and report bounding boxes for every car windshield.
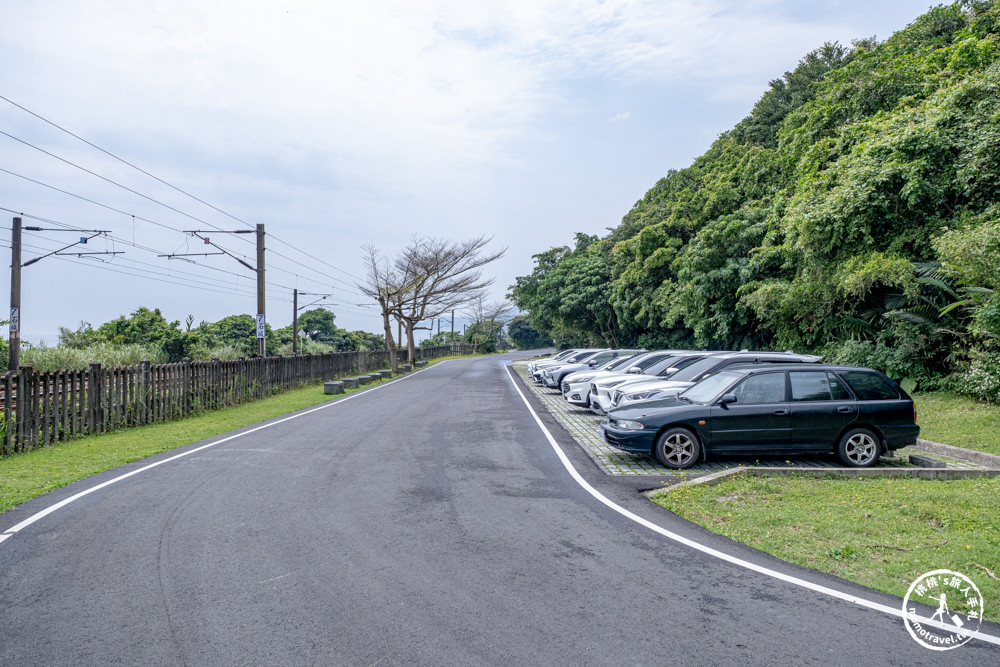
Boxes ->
[601,355,637,372]
[655,355,706,377]
[629,352,673,371]
[643,355,688,376]
[679,370,744,403]
[667,355,731,382]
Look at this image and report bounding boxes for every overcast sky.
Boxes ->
[1,0,935,344]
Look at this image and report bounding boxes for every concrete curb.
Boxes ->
[646,465,1000,496]
[916,438,1000,468]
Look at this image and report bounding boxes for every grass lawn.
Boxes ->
[0,356,470,515]
[651,473,1000,624]
[914,392,1000,456]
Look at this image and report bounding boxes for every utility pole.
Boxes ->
[291,290,333,356]
[292,288,299,356]
[256,223,266,357]
[9,218,21,371]
[8,219,120,371]
[175,226,264,355]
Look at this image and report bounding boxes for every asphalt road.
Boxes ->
[1,353,997,665]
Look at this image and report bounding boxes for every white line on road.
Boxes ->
[503,364,1000,648]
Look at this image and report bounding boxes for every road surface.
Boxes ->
[1,353,997,665]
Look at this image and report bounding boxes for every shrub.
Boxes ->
[951,352,1000,403]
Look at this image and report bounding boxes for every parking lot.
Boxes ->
[511,360,981,478]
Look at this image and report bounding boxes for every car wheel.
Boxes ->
[837,428,880,467]
[654,427,700,469]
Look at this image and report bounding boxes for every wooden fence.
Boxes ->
[0,344,472,456]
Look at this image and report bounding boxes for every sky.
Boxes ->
[1,0,938,345]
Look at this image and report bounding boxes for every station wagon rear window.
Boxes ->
[839,371,899,400]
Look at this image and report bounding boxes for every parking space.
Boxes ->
[511,361,916,478]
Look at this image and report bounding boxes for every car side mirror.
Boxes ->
[588,360,598,367]
[719,393,737,406]
[627,367,642,374]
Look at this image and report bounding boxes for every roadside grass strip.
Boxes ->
[511,362,987,478]
[649,471,1000,625]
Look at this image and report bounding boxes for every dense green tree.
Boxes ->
[199,314,277,357]
[97,307,177,346]
[507,315,552,350]
[296,309,339,344]
[510,234,620,347]
[511,1,1000,387]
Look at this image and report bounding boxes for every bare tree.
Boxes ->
[392,235,506,364]
[357,243,407,372]
[463,295,513,353]
[359,236,506,368]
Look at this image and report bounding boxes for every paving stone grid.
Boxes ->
[511,361,956,478]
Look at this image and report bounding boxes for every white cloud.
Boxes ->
[0,0,937,339]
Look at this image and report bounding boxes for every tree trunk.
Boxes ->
[380,298,397,373]
[406,322,417,367]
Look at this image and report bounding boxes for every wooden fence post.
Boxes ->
[88,363,102,434]
[2,371,12,455]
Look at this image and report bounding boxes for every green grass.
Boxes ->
[0,356,472,514]
[914,392,1000,456]
[651,474,1000,623]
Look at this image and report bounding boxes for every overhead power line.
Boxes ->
[0,164,365,292]
[1,94,365,283]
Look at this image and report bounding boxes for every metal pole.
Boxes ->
[292,288,298,356]
[9,217,21,371]
[256,223,266,357]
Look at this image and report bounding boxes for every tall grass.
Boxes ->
[20,342,167,371]
[196,344,245,361]
[273,338,339,356]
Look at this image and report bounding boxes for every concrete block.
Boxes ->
[909,454,947,468]
[323,381,345,395]
[379,370,393,379]
[358,375,372,385]
[342,377,359,389]
[399,364,412,372]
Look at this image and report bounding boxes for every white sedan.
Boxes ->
[590,351,716,414]
[560,354,646,406]
[529,349,600,382]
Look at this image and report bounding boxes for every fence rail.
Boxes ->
[1,344,472,456]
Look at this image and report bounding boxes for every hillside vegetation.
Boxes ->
[511,1,1000,401]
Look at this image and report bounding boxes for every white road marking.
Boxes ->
[504,364,1000,647]
[0,372,418,545]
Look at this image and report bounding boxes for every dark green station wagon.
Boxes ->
[600,365,919,469]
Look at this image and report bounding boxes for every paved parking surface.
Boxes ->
[511,361,918,477]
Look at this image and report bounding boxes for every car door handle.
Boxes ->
[837,406,854,413]
[773,409,789,415]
